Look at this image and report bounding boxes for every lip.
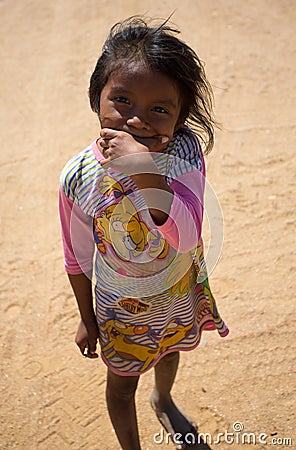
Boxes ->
[129,132,159,140]
[130,134,162,143]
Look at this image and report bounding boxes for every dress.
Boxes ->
[59,126,229,375]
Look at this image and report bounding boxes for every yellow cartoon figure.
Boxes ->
[100,319,159,372]
[99,176,127,198]
[94,175,168,260]
[156,319,194,353]
[165,251,196,296]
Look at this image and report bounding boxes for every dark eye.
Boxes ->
[114,96,130,104]
[152,106,168,114]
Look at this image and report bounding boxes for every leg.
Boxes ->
[151,352,197,441]
[106,369,141,450]
[152,351,180,406]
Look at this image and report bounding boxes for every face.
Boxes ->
[99,63,183,150]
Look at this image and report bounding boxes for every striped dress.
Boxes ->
[59,126,229,375]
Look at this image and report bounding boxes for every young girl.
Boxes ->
[59,17,229,450]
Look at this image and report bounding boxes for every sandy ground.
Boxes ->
[1,1,295,449]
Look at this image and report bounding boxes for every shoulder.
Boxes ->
[59,144,101,202]
[163,126,205,178]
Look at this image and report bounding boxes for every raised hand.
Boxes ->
[98,128,169,174]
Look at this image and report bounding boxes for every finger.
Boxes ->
[100,157,112,167]
[76,338,88,356]
[88,341,97,353]
[79,341,98,359]
[101,139,110,149]
[87,349,98,358]
[88,355,98,359]
[97,137,110,153]
[87,340,98,358]
[100,128,118,139]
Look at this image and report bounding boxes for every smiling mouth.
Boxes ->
[130,133,159,140]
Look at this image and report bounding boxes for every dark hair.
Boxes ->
[89,17,216,153]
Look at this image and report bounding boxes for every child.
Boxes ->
[59,17,229,450]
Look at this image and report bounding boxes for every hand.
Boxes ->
[98,128,169,174]
[75,319,99,359]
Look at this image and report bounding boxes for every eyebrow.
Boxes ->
[110,87,178,109]
[153,99,178,108]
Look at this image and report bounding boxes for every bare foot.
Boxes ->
[150,391,197,449]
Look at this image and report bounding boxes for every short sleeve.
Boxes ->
[58,187,95,274]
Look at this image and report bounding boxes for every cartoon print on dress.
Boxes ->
[154,319,195,353]
[165,251,196,296]
[116,297,151,315]
[93,227,106,253]
[201,278,219,320]
[100,318,159,372]
[194,284,212,323]
[165,241,208,296]
[94,175,169,261]
[192,242,207,282]
[100,317,195,372]
[98,176,133,199]
[192,243,225,328]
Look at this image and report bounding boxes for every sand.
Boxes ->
[0,1,295,449]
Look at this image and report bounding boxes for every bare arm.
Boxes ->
[130,172,173,225]
[68,272,99,358]
[99,128,173,225]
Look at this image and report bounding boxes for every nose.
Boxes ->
[126,113,150,130]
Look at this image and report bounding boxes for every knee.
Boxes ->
[157,351,179,367]
[162,351,179,362]
[106,371,139,402]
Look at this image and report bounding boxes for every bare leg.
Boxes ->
[106,369,141,450]
[151,352,196,437]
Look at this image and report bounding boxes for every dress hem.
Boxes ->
[100,321,229,376]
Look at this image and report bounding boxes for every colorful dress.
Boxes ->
[59,126,229,375]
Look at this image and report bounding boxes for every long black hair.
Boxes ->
[89,16,216,153]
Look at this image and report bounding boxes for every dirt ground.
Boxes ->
[1,1,295,449]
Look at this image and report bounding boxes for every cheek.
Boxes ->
[149,115,174,133]
[160,120,179,139]
[99,104,125,127]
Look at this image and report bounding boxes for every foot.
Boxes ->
[150,391,197,449]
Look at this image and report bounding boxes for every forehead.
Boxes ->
[106,62,181,103]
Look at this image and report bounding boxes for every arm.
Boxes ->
[58,187,95,274]
[98,127,204,240]
[98,128,174,225]
[130,171,173,225]
[58,188,98,357]
[68,272,99,358]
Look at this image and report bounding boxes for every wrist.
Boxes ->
[80,310,96,325]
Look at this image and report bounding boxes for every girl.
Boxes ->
[59,17,228,450]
